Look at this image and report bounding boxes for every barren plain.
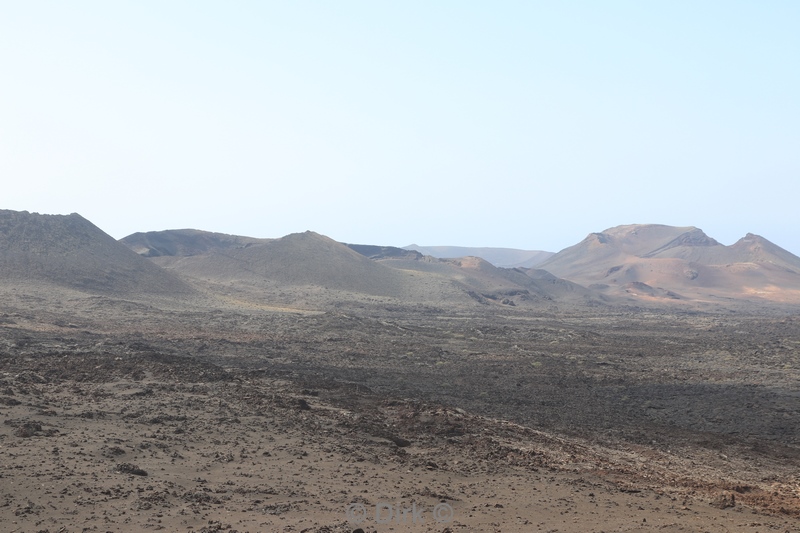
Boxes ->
[1,285,799,533]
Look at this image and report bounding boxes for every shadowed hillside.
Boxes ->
[121,229,270,257]
[0,210,193,296]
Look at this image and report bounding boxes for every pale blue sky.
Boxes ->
[2,1,798,254]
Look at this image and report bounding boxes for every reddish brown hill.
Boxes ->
[539,224,800,304]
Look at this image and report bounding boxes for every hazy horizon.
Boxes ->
[2,2,798,254]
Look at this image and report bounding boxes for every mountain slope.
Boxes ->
[404,245,554,268]
[0,210,193,296]
[539,224,800,303]
[122,229,601,308]
[121,229,270,257]
[134,230,413,298]
[372,254,604,306]
[345,243,423,261]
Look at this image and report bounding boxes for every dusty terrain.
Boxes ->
[1,288,798,532]
[2,210,800,531]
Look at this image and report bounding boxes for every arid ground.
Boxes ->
[1,285,798,533]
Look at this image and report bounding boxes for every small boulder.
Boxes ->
[710,491,735,509]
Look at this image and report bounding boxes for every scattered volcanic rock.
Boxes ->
[113,463,148,476]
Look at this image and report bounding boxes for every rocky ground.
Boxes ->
[1,292,799,532]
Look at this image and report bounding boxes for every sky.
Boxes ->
[1,1,799,254]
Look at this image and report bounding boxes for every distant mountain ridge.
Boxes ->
[344,244,423,261]
[539,224,800,303]
[127,230,411,298]
[119,228,601,308]
[403,245,554,268]
[4,209,800,308]
[122,229,270,257]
